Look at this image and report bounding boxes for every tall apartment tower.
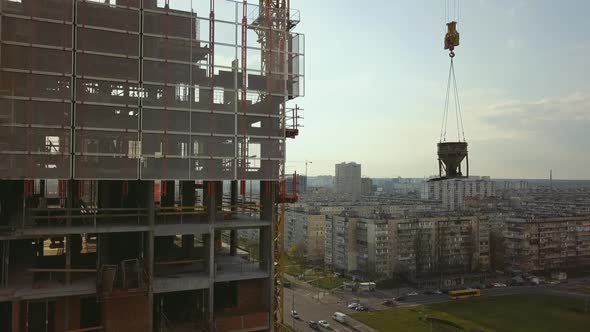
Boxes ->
[0,0,304,331]
[335,162,362,201]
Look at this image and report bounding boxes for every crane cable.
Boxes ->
[440,0,465,143]
[440,48,465,144]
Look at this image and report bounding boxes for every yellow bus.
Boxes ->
[449,288,481,300]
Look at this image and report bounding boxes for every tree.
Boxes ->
[489,230,505,272]
[413,228,432,278]
[433,220,449,288]
[287,242,307,265]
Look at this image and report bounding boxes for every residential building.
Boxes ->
[335,162,362,200]
[324,215,359,274]
[361,177,374,196]
[390,215,491,278]
[422,176,496,210]
[325,213,491,280]
[504,215,590,273]
[286,174,307,194]
[285,209,326,262]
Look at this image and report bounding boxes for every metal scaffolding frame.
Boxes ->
[0,0,304,182]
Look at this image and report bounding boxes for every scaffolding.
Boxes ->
[0,0,305,182]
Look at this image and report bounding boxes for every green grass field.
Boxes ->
[351,294,590,332]
[309,276,348,289]
[572,287,590,295]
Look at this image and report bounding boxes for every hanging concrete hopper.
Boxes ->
[437,142,469,178]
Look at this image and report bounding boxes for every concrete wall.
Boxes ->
[102,294,149,332]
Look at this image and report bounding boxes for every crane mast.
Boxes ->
[256,1,292,330]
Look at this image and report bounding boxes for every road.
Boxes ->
[283,277,590,332]
[283,276,376,332]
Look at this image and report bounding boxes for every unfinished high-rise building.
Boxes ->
[0,0,304,331]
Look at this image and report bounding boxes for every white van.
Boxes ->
[332,312,347,323]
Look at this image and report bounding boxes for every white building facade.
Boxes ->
[422,176,496,210]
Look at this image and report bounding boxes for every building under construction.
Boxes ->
[0,0,304,330]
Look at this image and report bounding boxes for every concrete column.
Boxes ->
[146,181,155,332]
[203,234,212,274]
[259,227,271,271]
[260,181,277,331]
[230,229,238,256]
[230,180,238,216]
[259,181,276,269]
[203,232,214,328]
[260,181,275,222]
[215,181,223,219]
[204,181,216,223]
[12,301,20,332]
[66,180,76,227]
[65,235,71,285]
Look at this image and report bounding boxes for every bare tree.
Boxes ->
[434,220,449,287]
[413,227,432,279]
[489,230,505,272]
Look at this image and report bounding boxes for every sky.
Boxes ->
[285,0,590,179]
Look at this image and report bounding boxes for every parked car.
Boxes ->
[318,320,330,328]
[433,290,443,295]
[290,310,299,319]
[354,305,368,311]
[407,291,419,296]
[493,283,507,287]
[347,303,360,309]
[309,321,320,330]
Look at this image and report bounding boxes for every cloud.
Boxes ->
[459,90,590,178]
[484,91,590,127]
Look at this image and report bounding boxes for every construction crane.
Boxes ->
[252,1,296,330]
[438,0,469,179]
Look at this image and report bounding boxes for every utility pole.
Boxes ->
[292,289,295,329]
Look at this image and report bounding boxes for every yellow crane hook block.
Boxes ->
[444,21,460,51]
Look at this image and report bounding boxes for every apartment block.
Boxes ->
[504,216,590,273]
[325,213,491,280]
[361,177,373,196]
[390,215,491,278]
[324,215,358,274]
[335,162,361,201]
[422,176,496,210]
[285,210,325,262]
